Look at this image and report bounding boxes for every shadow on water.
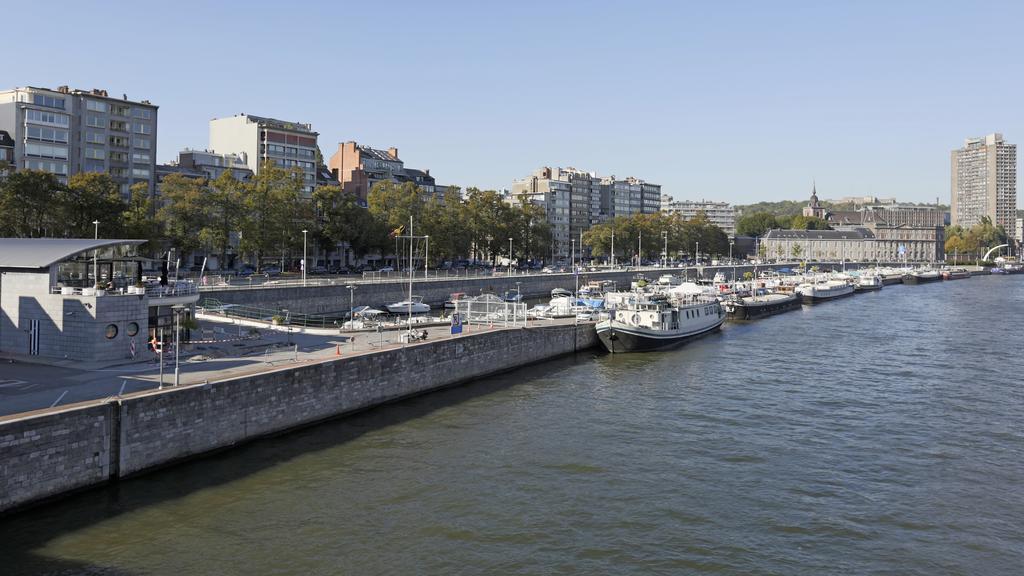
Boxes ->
[0,350,598,575]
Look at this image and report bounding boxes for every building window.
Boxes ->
[127,322,139,337]
[85,131,106,144]
[132,108,152,120]
[134,138,151,149]
[27,126,69,143]
[25,143,68,159]
[105,324,118,339]
[86,100,109,113]
[85,147,105,160]
[25,159,68,174]
[132,168,150,178]
[86,115,105,128]
[32,94,65,109]
[133,123,152,135]
[26,109,70,127]
[132,152,151,164]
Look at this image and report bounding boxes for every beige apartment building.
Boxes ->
[951,133,1017,230]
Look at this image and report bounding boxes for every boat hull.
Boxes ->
[854,284,882,292]
[727,294,801,320]
[596,318,724,353]
[880,275,903,285]
[799,288,855,305]
[902,274,941,285]
[385,304,431,314]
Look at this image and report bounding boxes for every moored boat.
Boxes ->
[723,291,801,320]
[855,274,883,291]
[795,279,855,304]
[385,295,430,314]
[902,269,942,284]
[444,292,469,309]
[596,291,724,353]
[941,268,970,280]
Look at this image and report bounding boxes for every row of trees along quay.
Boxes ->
[0,164,742,268]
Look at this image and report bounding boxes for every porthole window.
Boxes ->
[126,322,139,337]
[105,324,118,339]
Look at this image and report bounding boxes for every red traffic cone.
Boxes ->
[335,343,341,356]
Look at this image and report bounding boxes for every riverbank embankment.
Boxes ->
[0,321,598,514]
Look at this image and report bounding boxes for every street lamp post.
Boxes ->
[425,235,429,279]
[92,220,100,287]
[508,237,513,277]
[302,229,308,287]
[571,238,575,271]
[729,240,734,262]
[345,285,355,331]
[611,230,615,268]
[172,305,185,387]
[662,231,668,268]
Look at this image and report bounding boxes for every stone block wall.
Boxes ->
[0,405,113,512]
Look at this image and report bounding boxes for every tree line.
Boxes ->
[944,217,1010,261]
[735,212,831,237]
[0,166,553,270]
[582,211,730,262]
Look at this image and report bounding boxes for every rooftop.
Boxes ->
[763,229,874,241]
[0,238,146,270]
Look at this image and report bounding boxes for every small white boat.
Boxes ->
[386,295,430,314]
[444,292,469,309]
[855,274,883,291]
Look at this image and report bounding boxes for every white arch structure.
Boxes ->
[982,244,1009,261]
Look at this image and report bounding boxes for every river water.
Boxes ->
[2,276,1023,575]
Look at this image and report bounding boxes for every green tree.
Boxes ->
[61,173,128,238]
[367,181,425,231]
[238,163,306,270]
[791,243,803,259]
[787,215,831,230]
[157,173,209,256]
[314,184,390,261]
[199,171,246,266]
[463,188,514,263]
[0,170,64,237]
[121,182,161,251]
[421,187,472,264]
[736,212,779,237]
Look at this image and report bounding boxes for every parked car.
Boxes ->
[310,265,328,275]
[263,266,281,277]
[378,266,395,273]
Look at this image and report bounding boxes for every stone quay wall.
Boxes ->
[0,322,599,513]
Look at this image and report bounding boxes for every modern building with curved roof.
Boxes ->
[0,238,198,362]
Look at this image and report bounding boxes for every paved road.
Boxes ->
[0,318,571,418]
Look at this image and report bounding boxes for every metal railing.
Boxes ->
[197,298,344,329]
[52,280,199,298]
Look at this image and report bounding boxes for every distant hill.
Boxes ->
[736,199,949,217]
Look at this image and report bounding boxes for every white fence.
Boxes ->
[454,296,527,328]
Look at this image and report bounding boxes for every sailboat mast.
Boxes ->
[408,215,414,332]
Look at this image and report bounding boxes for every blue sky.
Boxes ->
[7,0,1023,205]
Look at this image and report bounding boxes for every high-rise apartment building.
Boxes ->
[0,86,158,198]
[661,196,736,235]
[951,133,1017,230]
[512,166,661,259]
[209,114,318,196]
